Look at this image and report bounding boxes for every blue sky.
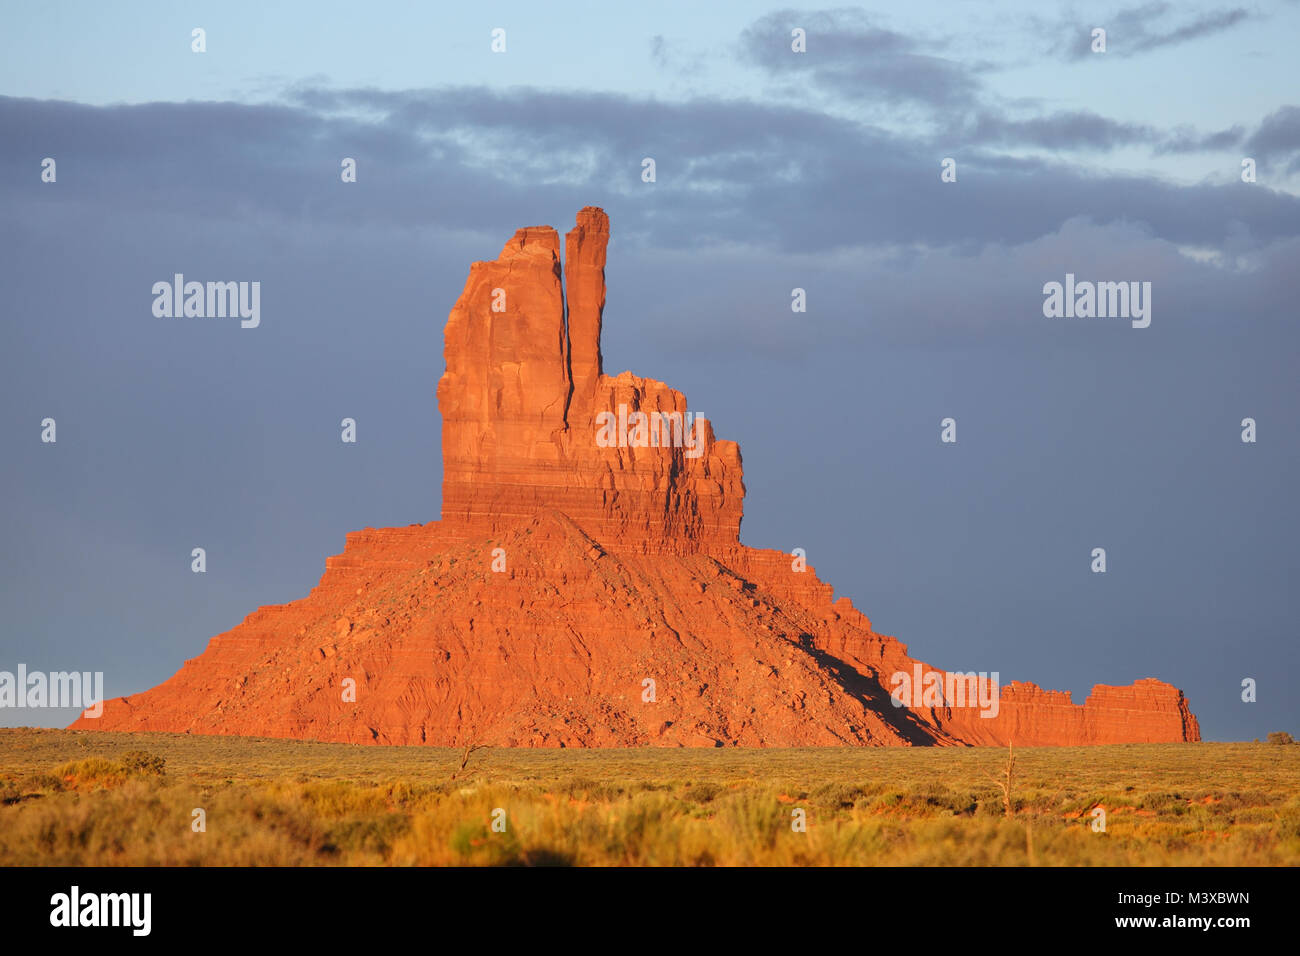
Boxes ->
[2,1,1298,740]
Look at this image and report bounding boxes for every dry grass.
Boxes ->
[1,729,1296,866]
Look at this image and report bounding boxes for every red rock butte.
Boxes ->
[74,207,1200,747]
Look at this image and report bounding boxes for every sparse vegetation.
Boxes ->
[982,741,1017,818]
[121,750,167,775]
[0,729,1296,866]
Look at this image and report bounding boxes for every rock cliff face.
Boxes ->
[73,207,1199,747]
[437,207,742,553]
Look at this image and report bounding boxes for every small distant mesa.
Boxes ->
[73,208,1199,747]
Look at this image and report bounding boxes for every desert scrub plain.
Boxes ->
[0,729,1296,866]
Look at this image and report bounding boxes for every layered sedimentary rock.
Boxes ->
[437,207,742,553]
[73,208,1199,747]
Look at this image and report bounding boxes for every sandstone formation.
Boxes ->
[437,208,742,553]
[73,208,1200,747]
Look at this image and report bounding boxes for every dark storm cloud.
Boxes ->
[1154,124,1246,154]
[1125,5,1252,51]
[1245,105,1300,173]
[734,9,1246,156]
[955,110,1159,150]
[1062,2,1253,59]
[650,34,669,68]
[3,89,1297,261]
[953,111,1244,155]
[738,8,980,110]
[288,86,1300,250]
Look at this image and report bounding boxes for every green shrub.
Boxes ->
[121,751,166,776]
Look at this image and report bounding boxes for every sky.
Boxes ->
[2,1,1297,740]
